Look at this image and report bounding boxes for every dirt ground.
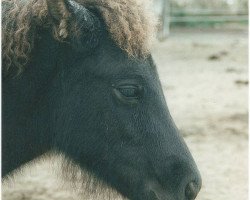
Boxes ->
[2,27,248,200]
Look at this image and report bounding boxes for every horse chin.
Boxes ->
[53,154,127,200]
[145,181,173,200]
[55,154,174,200]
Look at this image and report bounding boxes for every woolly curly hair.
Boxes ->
[2,0,157,73]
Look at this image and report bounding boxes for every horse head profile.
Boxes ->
[2,0,201,199]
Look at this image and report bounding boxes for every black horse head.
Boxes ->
[2,0,201,199]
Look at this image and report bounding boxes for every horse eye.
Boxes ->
[113,84,143,104]
[117,86,139,98]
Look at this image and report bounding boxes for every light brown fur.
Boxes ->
[2,0,157,73]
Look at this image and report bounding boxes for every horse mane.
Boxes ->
[2,0,157,74]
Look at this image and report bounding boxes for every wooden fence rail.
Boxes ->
[154,0,249,40]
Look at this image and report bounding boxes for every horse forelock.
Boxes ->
[2,0,157,74]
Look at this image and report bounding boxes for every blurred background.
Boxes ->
[154,0,248,39]
[3,0,248,200]
[153,0,248,199]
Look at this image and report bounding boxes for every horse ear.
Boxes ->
[46,0,71,38]
[46,0,71,21]
[46,0,101,51]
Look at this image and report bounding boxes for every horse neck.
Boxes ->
[2,32,61,176]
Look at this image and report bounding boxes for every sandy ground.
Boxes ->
[2,27,248,200]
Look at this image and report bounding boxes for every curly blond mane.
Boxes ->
[2,0,157,73]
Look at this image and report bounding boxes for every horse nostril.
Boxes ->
[185,181,199,200]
